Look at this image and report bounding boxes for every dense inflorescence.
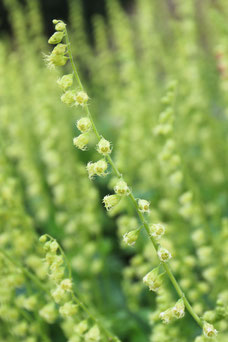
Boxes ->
[0,0,228,341]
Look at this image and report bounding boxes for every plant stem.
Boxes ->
[72,292,119,341]
[64,28,204,330]
[44,234,118,341]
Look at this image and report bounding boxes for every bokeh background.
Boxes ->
[0,0,228,341]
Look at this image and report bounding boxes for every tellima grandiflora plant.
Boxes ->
[0,0,228,341]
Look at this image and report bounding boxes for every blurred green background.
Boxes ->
[0,0,228,341]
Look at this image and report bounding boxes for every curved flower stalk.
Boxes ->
[43,19,218,340]
[39,234,120,342]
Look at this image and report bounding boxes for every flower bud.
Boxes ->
[203,311,217,323]
[169,171,183,186]
[59,302,78,318]
[52,19,59,24]
[159,308,174,324]
[75,91,89,106]
[60,279,72,292]
[55,22,66,31]
[179,191,193,205]
[50,240,59,252]
[39,303,57,323]
[158,247,172,262]
[203,322,218,338]
[87,162,96,179]
[52,43,67,55]
[39,235,47,243]
[49,267,64,282]
[123,229,140,246]
[75,320,88,334]
[73,134,89,151]
[51,287,66,303]
[43,241,51,251]
[61,90,76,105]
[85,325,100,341]
[44,53,68,69]
[172,299,185,319]
[143,267,163,292]
[194,336,205,342]
[94,159,108,176]
[48,32,64,44]
[57,74,73,90]
[149,223,165,239]
[103,194,120,211]
[138,199,150,213]
[77,117,92,133]
[114,179,130,196]
[97,138,111,155]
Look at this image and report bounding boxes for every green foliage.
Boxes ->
[0,0,228,341]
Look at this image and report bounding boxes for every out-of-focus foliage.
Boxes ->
[0,0,228,341]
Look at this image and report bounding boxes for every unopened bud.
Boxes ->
[57,74,73,91]
[103,194,120,211]
[73,134,89,151]
[48,32,64,44]
[123,229,140,246]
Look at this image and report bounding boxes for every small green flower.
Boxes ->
[158,247,172,262]
[203,322,218,338]
[73,134,89,151]
[103,194,120,211]
[55,22,66,31]
[143,267,163,292]
[77,117,92,133]
[172,299,185,319]
[75,91,89,106]
[97,138,111,155]
[138,199,150,213]
[48,31,64,44]
[114,180,130,196]
[61,90,76,105]
[123,229,140,246]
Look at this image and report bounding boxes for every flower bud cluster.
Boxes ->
[40,235,78,319]
[87,159,108,179]
[179,191,195,220]
[154,84,185,189]
[159,299,185,324]
[154,82,176,137]
[44,21,68,69]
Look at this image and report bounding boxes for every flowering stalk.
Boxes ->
[1,242,119,342]
[40,234,120,342]
[62,26,205,330]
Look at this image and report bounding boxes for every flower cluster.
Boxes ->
[159,299,185,324]
[1,4,225,341]
[39,235,78,319]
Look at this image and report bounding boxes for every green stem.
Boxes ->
[64,28,204,330]
[44,234,118,341]
[72,292,119,341]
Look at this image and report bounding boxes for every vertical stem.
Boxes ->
[64,27,204,330]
